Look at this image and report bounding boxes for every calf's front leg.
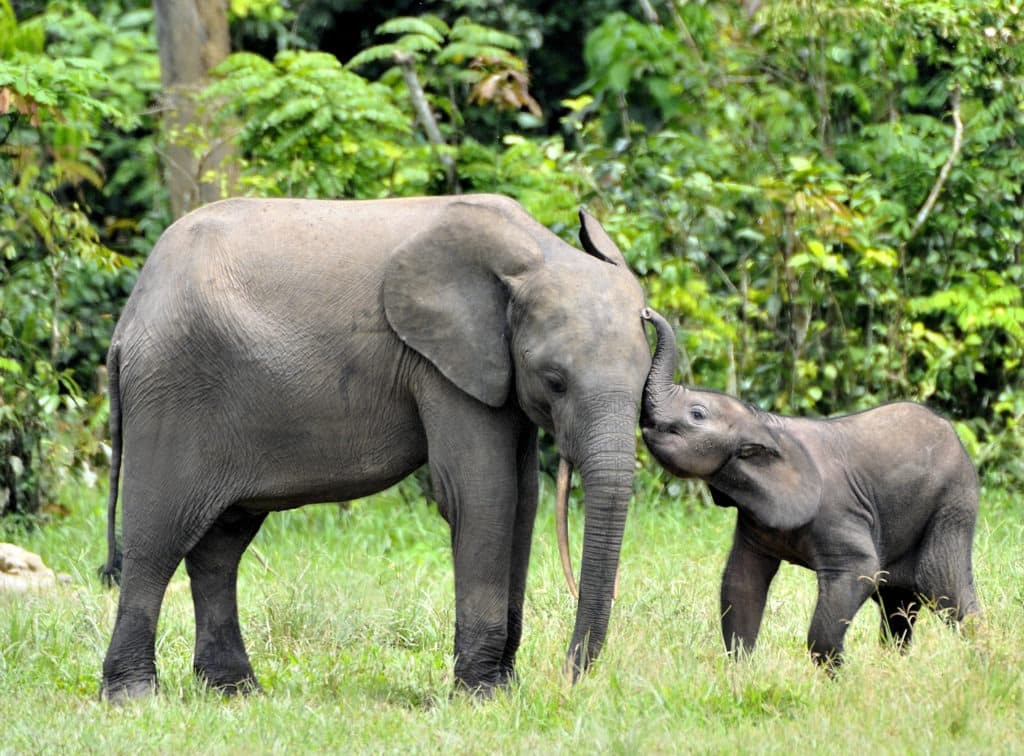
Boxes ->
[720,531,781,657]
[807,561,879,670]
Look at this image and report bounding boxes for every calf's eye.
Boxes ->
[689,405,709,422]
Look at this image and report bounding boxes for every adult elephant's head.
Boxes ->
[384,196,650,680]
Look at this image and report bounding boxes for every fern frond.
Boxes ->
[449,18,521,51]
[305,105,333,135]
[264,97,318,129]
[437,43,519,67]
[375,15,448,44]
[348,44,406,70]
[396,34,443,56]
[267,121,313,159]
[985,285,1022,308]
[211,51,273,77]
[279,50,343,74]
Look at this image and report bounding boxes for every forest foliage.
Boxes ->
[1,0,1022,514]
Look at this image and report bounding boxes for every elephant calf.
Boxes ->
[639,309,981,667]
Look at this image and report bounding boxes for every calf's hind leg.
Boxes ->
[871,586,919,651]
[915,508,981,624]
[185,505,267,694]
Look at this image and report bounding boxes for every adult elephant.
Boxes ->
[99,194,652,702]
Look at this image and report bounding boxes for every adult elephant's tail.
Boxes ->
[98,341,123,588]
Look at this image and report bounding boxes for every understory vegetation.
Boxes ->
[1,479,1023,752]
[1,0,1023,749]
[2,0,1022,512]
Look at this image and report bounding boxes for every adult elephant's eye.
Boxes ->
[544,371,567,396]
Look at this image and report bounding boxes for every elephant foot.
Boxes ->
[209,677,263,697]
[810,650,844,679]
[100,676,158,705]
[452,671,515,700]
[195,667,263,697]
[497,664,519,689]
[451,682,500,701]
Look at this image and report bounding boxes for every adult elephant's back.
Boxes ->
[112,197,447,508]
[120,196,452,338]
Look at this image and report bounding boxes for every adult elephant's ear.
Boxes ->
[578,208,627,267]
[384,201,542,408]
[710,425,823,531]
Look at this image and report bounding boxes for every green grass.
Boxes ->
[2,475,1022,754]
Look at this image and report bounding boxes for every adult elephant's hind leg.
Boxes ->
[185,505,267,694]
[102,486,205,702]
[102,547,184,702]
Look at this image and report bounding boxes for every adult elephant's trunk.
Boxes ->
[641,308,678,428]
[564,412,637,681]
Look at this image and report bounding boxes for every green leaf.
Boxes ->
[0,357,23,375]
[787,155,814,173]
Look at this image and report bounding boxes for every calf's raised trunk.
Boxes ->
[640,308,680,429]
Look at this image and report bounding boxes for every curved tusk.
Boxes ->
[555,457,620,602]
[555,457,579,600]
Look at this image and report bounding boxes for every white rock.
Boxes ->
[0,542,57,592]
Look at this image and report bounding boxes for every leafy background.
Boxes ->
[2,0,1022,512]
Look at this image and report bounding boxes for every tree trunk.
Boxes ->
[153,0,233,219]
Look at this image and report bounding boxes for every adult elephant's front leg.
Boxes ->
[499,423,539,685]
[422,394,527,695]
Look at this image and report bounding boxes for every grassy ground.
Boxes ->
[1,473,1022,754]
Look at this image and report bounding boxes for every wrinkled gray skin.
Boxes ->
[99,195,651,701]
[640,310,980,668]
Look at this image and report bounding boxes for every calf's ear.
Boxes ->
[710,426,822,530]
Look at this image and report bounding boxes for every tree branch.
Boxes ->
[393,50,457,193]
[904,86,963,248]
[637,0,660,25]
